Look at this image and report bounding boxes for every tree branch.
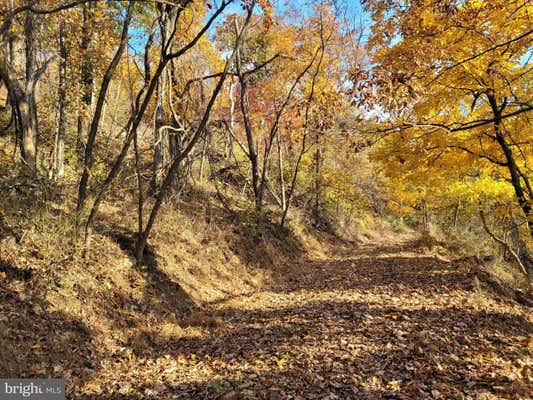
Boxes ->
[479,209,529,276]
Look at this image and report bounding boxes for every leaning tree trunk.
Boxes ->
[77,2,133,211]
[487,93,533,238]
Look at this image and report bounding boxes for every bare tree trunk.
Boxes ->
[53,18,68,179]
[199,131,210,181]
[257,119,271,211]
[151,5,178,193]
[167,64,183,162]
[77,3,133,210]
[152,72,168,191]
[1,47,21,160]
[277,131,286,212]
[18,98,36,168]
[226,77,235,159]
[109,77,123,134]
[3,0,17,147]
[77,2,95,158]
[238,66,261,210]
[234,16,261,211]
[22,6,38,169]
[312,140,321,224]
[453,202,460,229]
[487,93,533,238]
[421,199,429,231]
[0,4,50,171]
[134,124,143,236]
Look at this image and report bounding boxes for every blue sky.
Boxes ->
[128,1,371,56]
[215,0,371,35]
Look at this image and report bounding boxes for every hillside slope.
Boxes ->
[0,138,531,399]
[1,224,531,399]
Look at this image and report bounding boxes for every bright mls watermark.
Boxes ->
[0,380,64,400]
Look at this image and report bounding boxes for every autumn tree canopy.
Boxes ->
[354,0,532,243]
[0,0,531,268]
